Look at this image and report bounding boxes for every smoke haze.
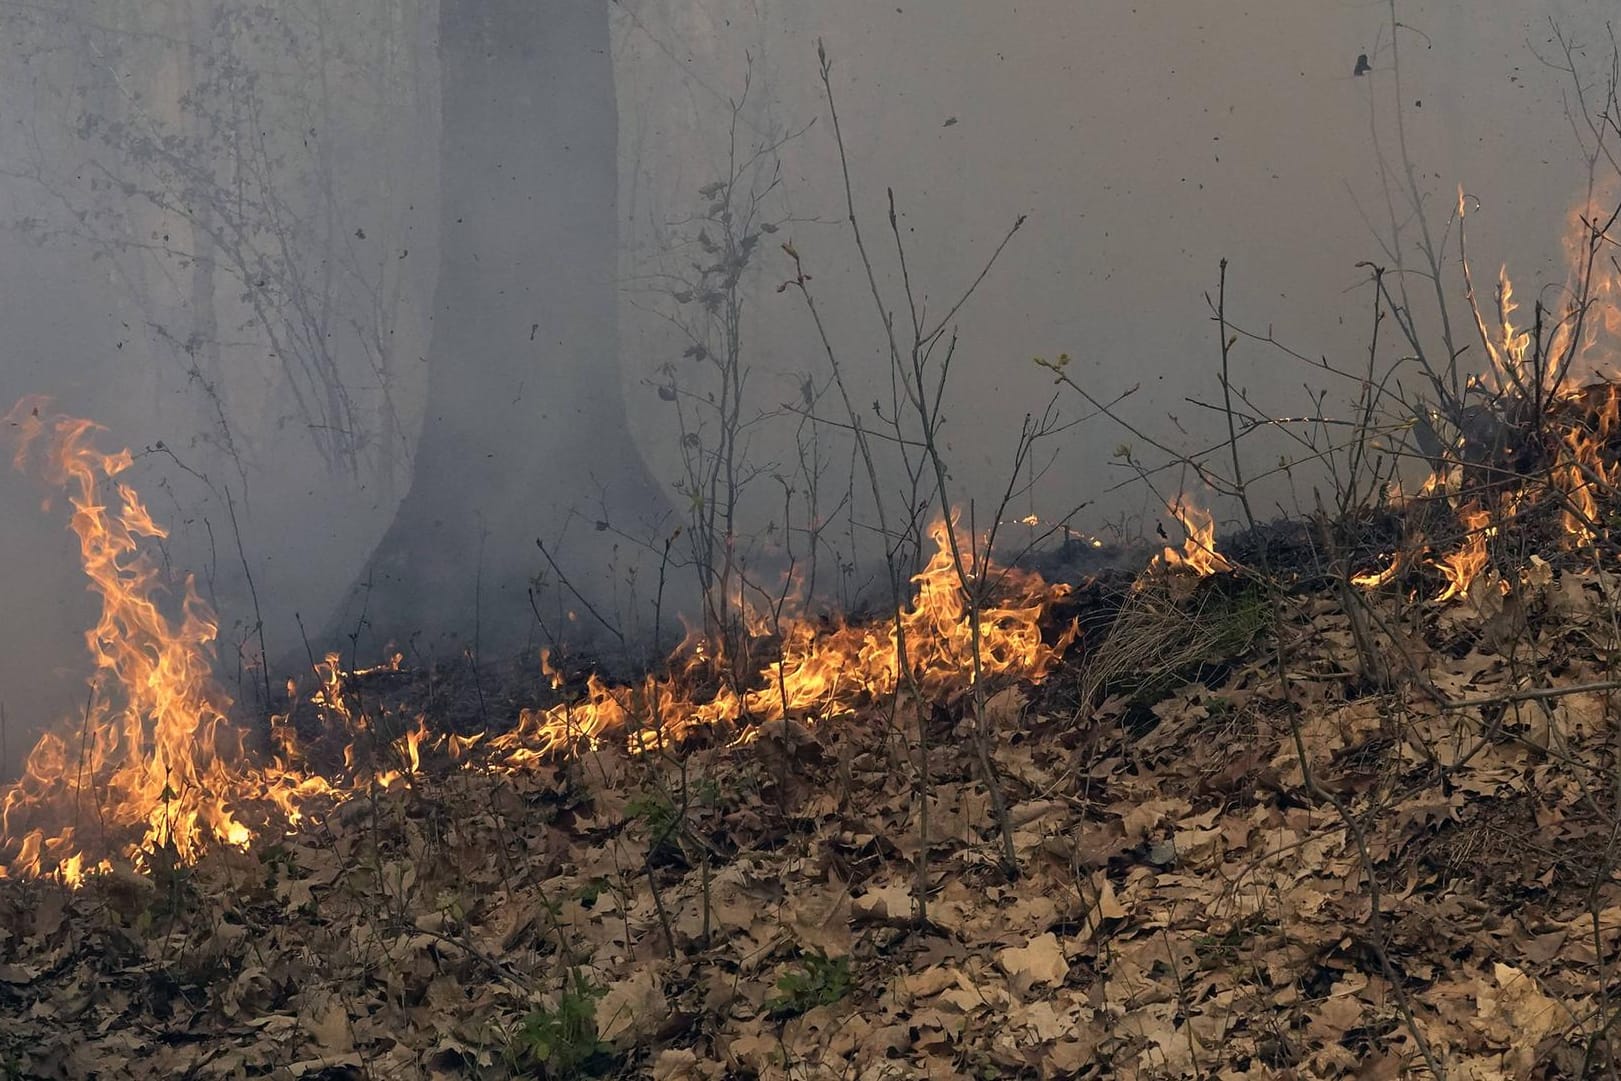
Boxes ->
[0,0,1613,762]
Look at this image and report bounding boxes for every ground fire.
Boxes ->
[10,263,1621,883]
[14,10,1621,1074]
[0,404,1095,883]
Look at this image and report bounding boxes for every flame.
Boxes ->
[0,405,452,881]
[1418,190,1621,593]
[0,409,1079,880]
[1549,385,1621,545]
[1557,428,1609,544]
[0,401,253,883]
[1352,551,1407,590]
[1559,188,1621,386]
[1461,186,1621,404]
[1472,263,1537,397]
[1373,192,1621,600]
[1432,505,1493,602]
[485,519,1077,758]
[540,647,565,691]
[373,716,430,790]
[1155,499,1233,577]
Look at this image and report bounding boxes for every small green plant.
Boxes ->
[433,888,468,923]
[1202,583,1271,656]
[624,789,678,842]
[507,969,605,1077]
[575,878,605,907]
[765,950,853,1019]
[626,788,687,869]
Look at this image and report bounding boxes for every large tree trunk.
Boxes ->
[327,0,671,659]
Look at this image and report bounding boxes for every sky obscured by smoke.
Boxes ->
[0,0,1614,758]
[620,1,1615,540]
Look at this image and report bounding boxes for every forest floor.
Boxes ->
[4,532,1621,1080]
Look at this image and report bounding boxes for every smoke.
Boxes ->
[625,2,1613,535]
[0,0,1616,771]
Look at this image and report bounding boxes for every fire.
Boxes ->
[0,406,1079,881]
[0,404,460,881]
[1461,188,1601,402]
[1418,190,1621,596]
[1433,504,1493,602]
[1,400,253,883]
[1467,261,1536,398]
[1558,188,1621,385]
[485,519,1078,758]
[22,177,1621,885]
[1545,385,1621,546]
[1557,427,1611,545]
[1351,552,1406,590]
[1155,498,1233,577]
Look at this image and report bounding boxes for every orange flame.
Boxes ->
[1351,551,1407,590]
[1463,186,1621,404]
[1155,499,1233,577]
[1551,386,1620,544]
[485,519,1077,758]
[1419,190,1621,590]
[0,406,1080,881]
[1433,505,1493,602]
[1,400,252,883]
[1559,188,1621,387]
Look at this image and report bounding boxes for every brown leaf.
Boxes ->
[302,994,354,1054]
[997,932,1069,994]
[852,882,914,924]
[785,884,851,957]
[597,967,668,1048]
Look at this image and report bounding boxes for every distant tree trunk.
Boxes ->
[328,0,670,657]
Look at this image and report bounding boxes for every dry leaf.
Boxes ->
[302,994,353,1054]
[1476,962,1561,1072]
[853,882,914,923]
[997,932,1069,994]
[598,971,667,1048]
[786,884,852,957]
[651,1048,715,1080]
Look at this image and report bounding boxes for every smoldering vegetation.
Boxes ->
[0,0,1614,751]
[16,6,1621,1076]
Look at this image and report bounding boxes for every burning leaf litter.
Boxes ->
[4,534,1621,1077]
[12,226,1621,1074]
[0,405,1083,884]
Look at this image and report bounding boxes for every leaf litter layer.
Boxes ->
[8,484,1621,1079]
[21,345,1621,1076]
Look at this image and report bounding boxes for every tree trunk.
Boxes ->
[327,0,670,659]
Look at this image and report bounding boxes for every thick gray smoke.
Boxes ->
[0,0,1613,765]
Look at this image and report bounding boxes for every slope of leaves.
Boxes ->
[4,559,1621,1079]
